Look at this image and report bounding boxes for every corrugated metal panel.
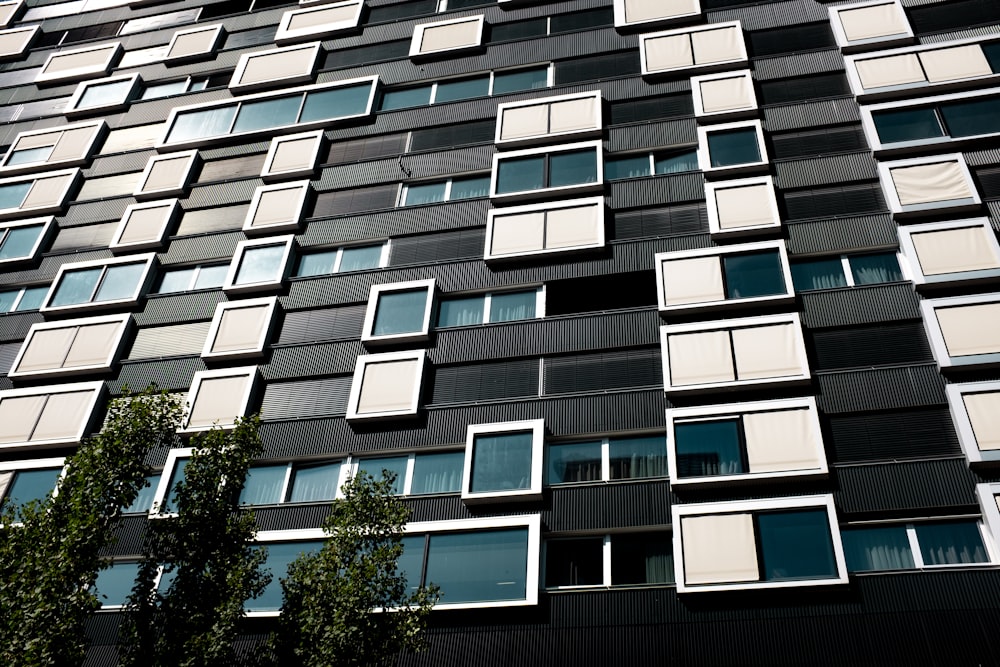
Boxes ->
[182,179,261,210]
[314,145,494,193]
[827,407,961,463]
[548,481,672,531]
[774,152,879,190]
[801,284,919,331]
[49,223,118,253]
[816,364,947,414]
[544,347,662,394]
[771,124,869,160]
[834,458,978,515]
[606,119,697,153]
[707,0,830,30]
[76,172,142,202]
[430,358,540,404]
[783,182,887,221]
[85,150,155,178]
[607,173,706,209]
[133,291,228,327]
[197,154,268,185]
[0,312,43,343]
[127,321,212,360]
[259,376,352,420]
[260,340,364,381]
[753,50,845,81]
[300,199,490,247]
[60,197,134,228]
[810,323,932,370]
[763,98,863,132]
[199,140,271,161]
[758,74,852,106]
[156,232,242,266]
[0,341,20,375]
[0,249,112,287]
[254,504,334,532]
[613,203,709,239]
[786,213,898,255]
[101,515,148,557]
[388,229,485,266]
[175,204,250,237]
[108,357,206,394]
[277,305,366,343]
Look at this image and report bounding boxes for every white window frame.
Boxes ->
[398,173,491,206]
[0,284,49,313]
[436,286,545,328]
[640,21,747,77]
[261,130,324,181]
[0,216,54,266]
[666,397,828,487]
[790,251,908,291]
[654,240,794,314]
[485,196,606,260]
[242,181,310,235]
[0,24,38,61]
[0,381,104,451]
[230,42,321,93]
[294,241,390,277]
[490,141,604,202]
[543,532,675,589]
[36,42,122,85]
[921,293,1000,369]
[660,312,811,394]
[275,0,364,46]
[134,150,199,199]
[613,0,701,30]
[8,313,130,380]
[842,516,996,571]
[0,0,22,28]
[41,253,156,314]
[947,382,1000,465]
[65,73,143,116]
[154,262,229,294]
[704,175,780,237]
[150,446,193,516]
[976,483,1000,559]
[343,448,465,497]
[545,433,668,485]
[345,349,426,421]
[379,64,554,112]
[0,120,106,175]
[673,494,848,593]
[896,218,1000,287]
[877,153,980,218]
[223,235,295,295]
[201,296,278,362]
[0,456,65,504]
[494,90,603,148]
[361,278,436,346]
[697,119,768,177]
[828,0,913,53]
[164,24,224,63]
[110,199,180,253]
[409,15,486,59]
[181,366,258,434]
[690,70,756,121]
[0,168,81,219]
[462,419,545,504]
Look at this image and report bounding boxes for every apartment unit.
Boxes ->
[0,0,999,663]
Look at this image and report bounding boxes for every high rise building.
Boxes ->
[0,0,999,663]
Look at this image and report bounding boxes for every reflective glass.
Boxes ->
[489,291,536,322]
[939,98,1000,138]
[549,149,598,188]
[655,150,699,174]
[403,182,446,206]
[79,80,134,108]
[758,509,837,581]
[0,289,17,311]
[156,268,195,293]
[232,95,301,134]
[915,521,989,565]
[435,76,489,103]
[985,42,1000,73]
[0,225,42,260]
[92,562,141,607]
[450,175,490,200]
[355,456,408,495]
[438,295,484,327]
[724,250,786,299]
[0,182,31,210]
[167,106,237,143]
[545,537,603,587]
[674,419,743,478]
[239,465,287,505]
[397,535,426,593]
[605,155,651,180]
[14,286,47,311]
[425,528,529,603]
[849,252,902,285]
[288,461,341,503]
[6,147,53,166]
[379,86,432,111]
[297,250,338,277]
[609,435,667,480]
[5,468,60,511]
[546,440,601,484]
[252,541,324,611]
[492,67,549,94]
[790,258,847,292]
[339,245,383,272]
[372,288,429,336]
[192,264,229,289]
[189,78,208,92]
[470,432,533,493]
[841,525,914,572]
[410,451,464,495]
[122,474,159,514]
[873,108,944,144]
[707,128,761,167]
[140,80,188,100]
[300,83,372,123]
[50,267,102,307]
[611,533,674,585]
[94,262,146,302]
[496,155,545,193]
[235,244,286,285]
[163,458,189,513]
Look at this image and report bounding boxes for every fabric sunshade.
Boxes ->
[269,137,318,174]
[45,46,114,74]
[288,4,357,31]
[549,97,596,134]
[240,48,314,86]
[356,359,419,414]
[119,205,169,245]
[699,76,753,114]
[838,3,908,42]
[0,394,46,443]
[890,161,972,207]
[910,226,1000,275]
[625,0,698,23]
[15,327,76,373]
[168,29,217,59]
[22,173,72,209]
[142,157,191,193]
[48,126,96,162]
[491,212,545,255]
[212,305,269,353]
[855,53,925,89]
[0,29,31,56]
[732,324,802,380]
[32,391,92,441]
[744,408,821,473]
[545,205,600,249]
[963,392,1000,451]
[918,45,992,83]
[936,304,1000,357]
[668,330,735,386]
[661,256,725,306]
[188,375,249,427]
[62,322,121,368]
[714,183,775,229]
[14,131,59,151]
[681,513,760,585]
[420,21,480,53]
[692,26,742,65]
[252,187,301,227]
[500,105,548,140]
[644,34,693,72]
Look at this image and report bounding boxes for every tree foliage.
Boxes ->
[272,471,438,667]
[0,388,183,667]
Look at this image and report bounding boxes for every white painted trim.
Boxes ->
[485,196,606,260]
[461,419,545,504]
[0,168,80,219]
[896,218,1000,287]
[920,292,1000,369]
[65,73,142,116]
[164,24,224,63]
[494,90,603,148]
[490,139,604,202]
[640,20,747,77]
[697,119,769,177]
[690,70,757,121]
[948,382,1000,465]
[0,216,54,266]
[229,42,321,93]
[877,152,981,218]
[409,15,485,59]
[242,180,311,235]
[828,0,914,53]
[361,278,436,346]
[345,349,426,421]
[134,150,198,199]
[41,252,156,314]
[260,129,324,181]
[275,0,364,45]
[0,120,105,174]
[704,175,780,237]
[223,235,295,295]
[110,199,180,253]
[150,446,194,516]
[0,381,105,452]
[201,296,278,362]
[8,312,130,380]
[180,366,258,433]
[976,483,1000,560]
[35,41,122,85]
[613,0,701,30]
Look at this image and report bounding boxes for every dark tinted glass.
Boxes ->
[707,128,760,167]
[425,528,529,602]
[609,436,667,479]
[545,538,604,586]
[470,432,533,493]
[790,258,847,291]
[758,509,837,581]
[547,441,601,484]
[490,18,547,42]
[674,419,743,478]
[435,76,489,102]
[872,108,944,144]
[841,526,914,572]
[724,250,786,299]
[915,521,989,565]
[849,253,902,285]
[939,97,1000,138]
[611,533,674,584]
[549,149,598,187]
[496,155,545,193]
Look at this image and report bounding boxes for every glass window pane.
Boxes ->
[94,262,145,302]
[252,541,324,612]
[409,451,464,495]
[50,267,102,307]
[496,155,545,194]
[490,18,547,42]
[654,149,699,174]
[611,533,674,585]
[79,79,133,108]
[140,80,187,100]
[489,291,536,322]
[296,250,338,277]
[470,432,534,493]
[7,147,53,166]
[0,182,31,210]
[545,537,603,587]
[435,76,490,103]
[546,440,601,484]
[841,526,914,572]
[373,288,429,336]
[609,435,667,480]
[758,509,837,581]
[167,106,237,143]
[0,225,42,260]
[984,42,1000,73]
[939,97,1000,138]
[849,252,902,285]
[338,245,383,272]
[707,128,761,167]
[232,96,301,134]
[300,83,372,123]
[492,67,549,95]
[397,535,426,593]
[549,149,598,188]
[354,456,408,495]
[239,465,287,506]
[380,86,432,111]
[5,468,61,510]
[189,78,208,92]
[93,562,141,607]
[449,176,490,200]
[235,244,285,285]
[605,155,651,180]
[674,419,743,478]
[288,461,341,503]
[872,108,944,144]
[122,474,159,514]
[425,528,529,603]
[156,268,195,293]
[437,295,484,327]
[915,521,989,565]
[790,258,847,292]
[14,286,47,311]
[163,458,189,514]
[403,182,447,206]
[193,264,230,289]
[723,250,787,299]
[0,289,17,312]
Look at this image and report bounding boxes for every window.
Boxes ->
[400,175,490,205]
[697,121,767,174]
[65,74,142,115]
[0,25,37,60]
[0,217,53,265]
[604,148,699,180]
[275,0,364,45]
[110,200,180,252]
[655,240,793,313]
[897,219,1000,287]
[349,450,466,496]
[43,254,155,313]
[661,313,810,393]
[410,16,485,58]
[495,91,601,147]
[0,1,21,28]
[485,197,605,260]
[161,77,378,149]
[243,181,310,234]
[223,236,295,294]
[92,561,143,609]
[249,539,325,613]
[9,313,130,379]
[238,460,345,506]
[674,495,847,592]
[437,288,542,327]
[140,74,227,101]
[122,474,160,515]
[878,154,979,217]
[0,169,80,219]
[948,382,1000,464]
[346,350,426,421]
[0,285,48,313]
[0,382,103,451]
[230,42,320,92]
[261,130,323,181]
[613,0,699,29]
[164,25,224,62]
[182,367,257,432]
[462,420,544,503]
[691,70,756,119]
[841,521,990,572]
[922,294,1000,369]
[362,279,435,345]
[492,142,602,200]
[667,397,827,486]
[379,65,551,111]
[790,253,903,292]
[976,483,1000,556]
[547,434,668,483]
[0,458,63,521]
[202,297,277,361]
[545,532,674,588]
[705,176,780,236]
[36,42,122,85]
[863,88,1000,151]
[294,243,387,277]
[846,38,1000,97]
[134,151,198,199]
[829,0,913,52]
[640,21,747,76]
[154,264,229,293]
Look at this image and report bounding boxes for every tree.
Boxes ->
[121,415,268,667]
[0,388,184,667]
[272,470,438,667]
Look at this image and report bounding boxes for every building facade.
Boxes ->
[0,0,999,663]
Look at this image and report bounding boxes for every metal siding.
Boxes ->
[107,357,207,394]
[133,292,229,327]
[786,214,898,256]
[816,364,948,414]
[801,284,921,329]
[127,321,212,360]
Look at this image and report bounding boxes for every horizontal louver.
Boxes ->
[783,182,886,221]
[810,323,932,371]
[50,223,117,252]
[325,134,408,166]
[827,408,961,463]
[758,74,851,106]
[311,184,398,218]
[908,0,1000,34]
[409,121,494,152]
[430,358,540,405]
[749,22,835,57]
[322,40,410,69]
[544,348,662,395]
[277,305,365,345]
[0,342,20,375]
[771,125,868,160]
[367,0,436,23]
[389,229,486,266]
[197,154,267,184]
[555,51,641,85]
[613,204,708,240]
[609,95,693,126]
[127,322,212,360]
[260,376,351,419]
